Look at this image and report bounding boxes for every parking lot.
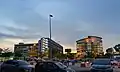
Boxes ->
[69,63,120,72]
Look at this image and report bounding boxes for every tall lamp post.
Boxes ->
[49,14,53,59]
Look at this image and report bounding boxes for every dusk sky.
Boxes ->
[0,0,120,52]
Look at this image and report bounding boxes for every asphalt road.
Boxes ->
[69,64,90,72]
[69,63,120,72]
[69,66,89,72]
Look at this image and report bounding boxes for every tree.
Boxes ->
[54,53,67,59]
[114,44,120,53]
[106,48,113,54]
[0,48,13,57]
[0,48,3,53]
[104,48,113,58]
[1,52,13,57]
[67,53,76,59]
[0,48,3,56]
[14,52,22,57]
[57,54,66,59]
[2,48,10,53]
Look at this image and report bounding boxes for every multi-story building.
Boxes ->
[76,39,87,59]
[40,37,63,58]
[14,37,63,58]
[14,43,39,57]
[76,36,103,59]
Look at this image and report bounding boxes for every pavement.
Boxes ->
[69,63,90,72]
[69,63,120,72]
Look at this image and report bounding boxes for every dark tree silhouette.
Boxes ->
[0,48,13,57]
[0,48,3,53]
[2,52,13,57]
[55,53,67,59]
[106,48,113,54]
[114,44,120,52]
[14,52,22,57]
[104,48,113,58]
[67,53,76,59]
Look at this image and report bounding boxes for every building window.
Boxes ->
[81,50,84,52]
[30,46,33,48]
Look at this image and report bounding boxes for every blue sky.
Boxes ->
[0,0,120,52]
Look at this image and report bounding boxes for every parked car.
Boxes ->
[35,61,76,72]
[1,60,34,72]
[111,59,118,68]
[80,62,86,67]
[90,59,113,72]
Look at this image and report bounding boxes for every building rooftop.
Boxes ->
[88,36,102,39]
[14,43,38,46]
[43,37,63,48]
[76,36,102,43]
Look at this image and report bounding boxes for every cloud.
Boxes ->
[0,32,20,38]
[0,0,120,52]
[35,1,73,21]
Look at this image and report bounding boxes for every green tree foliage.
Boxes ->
[1,52,13,57]
[67,53,76,59]
[14,52,22,57]
[55,53,67,59]
[0,48,13,57]
[55,53,76,59]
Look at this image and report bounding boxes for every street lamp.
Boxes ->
[49,14,53,39]
[49,14,53,59]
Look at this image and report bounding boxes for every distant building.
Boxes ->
[14,37,63,58]
[76,36,103,59]
[14,43,39,57]
[40,37,63,58]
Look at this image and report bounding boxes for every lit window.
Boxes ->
[30,46,33,48]
[91,38,96,42]
[85,38,89,42]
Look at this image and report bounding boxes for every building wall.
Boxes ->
[76,36,103,59]
[38,37,63,58]
[28,43,38,57]
[40,38,49,53]
[76,42,86,59]
[47,38,63,58]
[14,43,39,57]
[39,38,63,58]
[14,38,63,58]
